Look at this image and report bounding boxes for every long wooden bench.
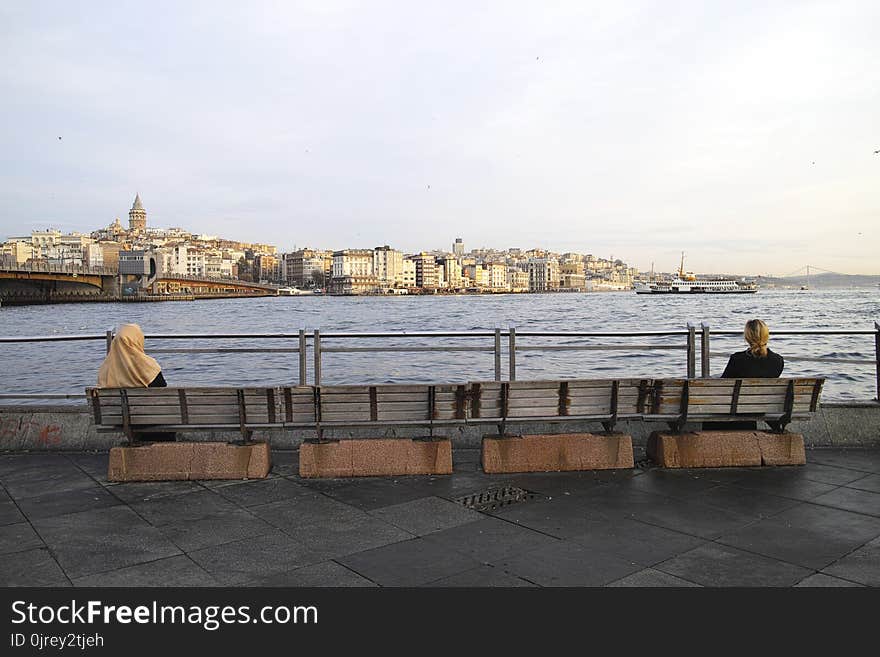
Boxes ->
[87,387,278,481]
[645,377,824,467]
[86,376,826,479]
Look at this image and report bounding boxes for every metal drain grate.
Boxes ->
[454,486,539,512]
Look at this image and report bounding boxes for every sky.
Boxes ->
[1,1,878,276]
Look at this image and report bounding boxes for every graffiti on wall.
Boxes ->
[0,416,63,446]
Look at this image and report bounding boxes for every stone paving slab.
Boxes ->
[368,496,483,536]
[492,540,643,587]
[251,561,377,587]
[847,474,880,494]
[716,504,880,570]
[423,564,535,587]
[690,484,802,519]
[16,486,121,520]
[32,506,183,579]
[158,508,279,552]
[424,517,560,563]
[0,448,879,587]
[822,537,880,586]
[280,515,413,560]
[566,517,707,567]
[655,543,811,587]
[188,531,328,585]
[338,537,483,586]
[250,494,367,531]
[606,568,702,587]
[0,499,25,526]
[72,555,220,587]
[0,547,70,586]
[0,521,44,555]
[811,487,880,518]
[106,480,204,503]
[795,573,864,587]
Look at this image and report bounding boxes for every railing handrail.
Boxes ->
[1,323,878,401]
[2,327,875,342]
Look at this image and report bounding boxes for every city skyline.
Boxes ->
[2,2,879,275]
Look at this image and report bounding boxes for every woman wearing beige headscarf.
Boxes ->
[98,324,166,388]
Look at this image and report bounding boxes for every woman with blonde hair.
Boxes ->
[720,319,784,378]
[704,319,784,431]
[98,324,167,388]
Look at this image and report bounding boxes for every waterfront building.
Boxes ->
[98,242,123,270]
[185,248,206,277]
[560,261,585,276]
[452,237,464,258]
[437,256,463,289]
[401,259,417,289]
[285,248,331,288]
[560,272,587,291]
[409,252,438,289]
[331,249,378,294]
[373,245,405,287]
[55,233,94,267]
[488,262,508,291]
[254,253,281,283]
[128,194,147,233]
[473,265,491,289]
[528,257,559,292]
[204,250,234,278]
[82,242,104,268]
[507,268,530,292]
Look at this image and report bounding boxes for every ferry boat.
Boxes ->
[634,254,758,295]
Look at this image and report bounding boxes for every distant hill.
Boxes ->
[756,272,880,288]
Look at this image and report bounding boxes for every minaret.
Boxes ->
[129,193,147,232]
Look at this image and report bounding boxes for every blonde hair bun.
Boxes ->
[744,319,770,358]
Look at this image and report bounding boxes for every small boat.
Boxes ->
[276,286,313,296]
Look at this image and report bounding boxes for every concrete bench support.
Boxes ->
[647,430,805,468]
[299,438,453,478]
[482,433,634,474]
[108,441,271,482]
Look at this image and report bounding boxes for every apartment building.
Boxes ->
[331,249,378,294]
[527,257,559,292]
[373,246,405,287]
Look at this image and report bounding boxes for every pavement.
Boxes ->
[1,447,879,587]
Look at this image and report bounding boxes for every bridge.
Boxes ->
[0,264,278,305]
[0,264,119,304]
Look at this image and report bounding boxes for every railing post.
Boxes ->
[508,326,517,381]
[313,329,322,386]
[105,328,114,354]
[494,326,501,381]
[298,328,307,386]
[875,321,879,402]
[686,323,696,379]
[700,322,710,377]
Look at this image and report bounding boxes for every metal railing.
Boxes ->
[0,322,878,401]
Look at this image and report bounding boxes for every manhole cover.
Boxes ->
[454,486,539,512]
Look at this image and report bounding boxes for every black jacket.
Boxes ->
[720,349,784,378]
